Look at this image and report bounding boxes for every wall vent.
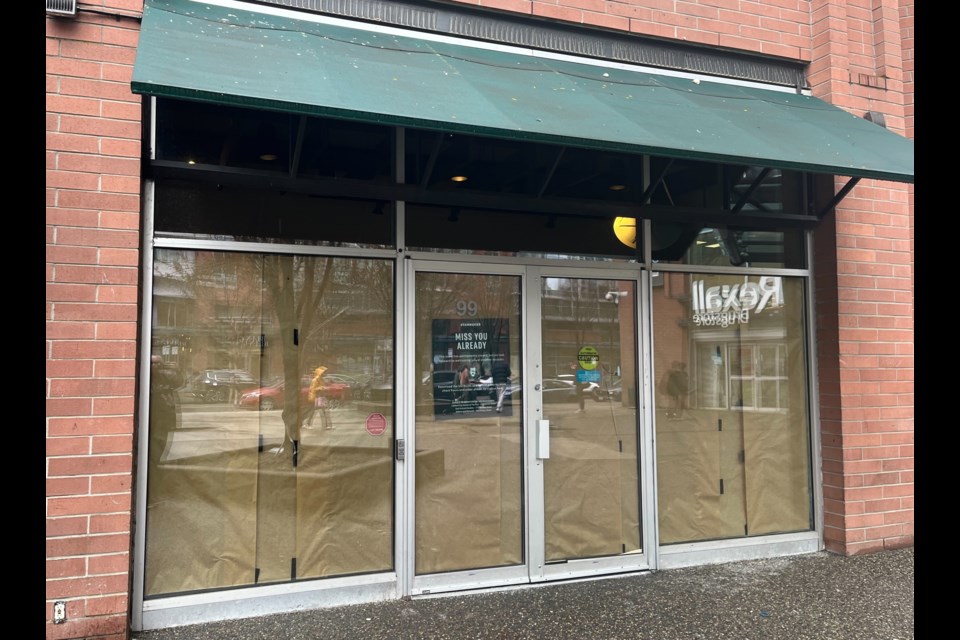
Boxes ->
[46,0,77,17]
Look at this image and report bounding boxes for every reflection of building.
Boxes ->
[541,279,615,376]
[696,341,792,411]
[687,275,795,413]
[655,273,798,413]
[47,1,913,637]
[153,251,393,386]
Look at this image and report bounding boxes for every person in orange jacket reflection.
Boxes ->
[307,365,333,429]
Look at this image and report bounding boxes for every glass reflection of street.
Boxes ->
[155,403,391,466]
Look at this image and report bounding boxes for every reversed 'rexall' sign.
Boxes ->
[577,346,599,370]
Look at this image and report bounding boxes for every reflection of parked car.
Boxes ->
[595,376,623,402]
[237,381,288,411]
[322,373,362,386]
[188,369,258,403]
[321,373,369,399]
[557,374,615,402]
[237,376,351,411]
[361,377,393,405]
[541,378,580,403]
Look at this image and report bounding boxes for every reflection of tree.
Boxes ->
[169,249,391,454]
[262,255,336,455]
[356,260,394,314]
[353,260,396,383]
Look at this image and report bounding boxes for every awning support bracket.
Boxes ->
[818,176,862,219]
[289,115,307,179]
[419,132,445,190]
[639,158,674,207]
[730,167,771,214]
[537,146,566,198]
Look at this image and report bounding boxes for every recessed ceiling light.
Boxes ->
[450,175,468,183]
[187,159,196,165]
[259,153,278,161]
[608,184,627,191]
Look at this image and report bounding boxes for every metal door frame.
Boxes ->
[525,264,654,583]
[403,259,655,597]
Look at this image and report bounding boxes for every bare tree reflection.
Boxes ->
[262,255,335,458]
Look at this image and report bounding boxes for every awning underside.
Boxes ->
[132,0,914,184]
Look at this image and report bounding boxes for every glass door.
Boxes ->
[410,263,647,594]
[412,267,529,593]
[530,270,646,581]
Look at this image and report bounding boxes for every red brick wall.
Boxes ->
[807,0,913,555]
[451,0,816,60]
[46,2,144,639]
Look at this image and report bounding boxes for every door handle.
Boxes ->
[537,419,550,459]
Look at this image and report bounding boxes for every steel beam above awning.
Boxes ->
[131,0,914,184]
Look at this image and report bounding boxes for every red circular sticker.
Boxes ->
[365,413,387,436]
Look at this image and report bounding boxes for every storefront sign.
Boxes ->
[691,276,783,327]
[431,318,510,419]
[577,369,601,383]
[365,413,387,436]
[578,346,599,370]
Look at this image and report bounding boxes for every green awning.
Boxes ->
[132,0,914,184]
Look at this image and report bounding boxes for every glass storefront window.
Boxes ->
[404,130,645,202]
[155,98,394,183]
[144,97,821,605]
[651,224,806,268]
[643,160,807,268]
[405,203,641,262]
[145,249,395,596]
[154,180,394,248]
[652,272,812,544]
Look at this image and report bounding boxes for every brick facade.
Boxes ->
[46,3,143,638]
[45,1,914,638]
[807,0,914,555]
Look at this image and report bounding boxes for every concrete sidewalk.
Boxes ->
[131,546,913,640]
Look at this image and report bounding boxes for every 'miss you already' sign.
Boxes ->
[690,276,784,327]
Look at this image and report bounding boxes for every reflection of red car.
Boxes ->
[237,378,351,411]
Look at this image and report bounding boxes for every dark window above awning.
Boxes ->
[131,0,914,184]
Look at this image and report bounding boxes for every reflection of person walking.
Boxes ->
[492,359,512,413]
[307,365,333,430]
[667,361,688,419]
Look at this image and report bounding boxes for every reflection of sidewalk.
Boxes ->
[547,403,637,428]
[158,431,429,480]
[165,407,394,464]
[180,403,242,413]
